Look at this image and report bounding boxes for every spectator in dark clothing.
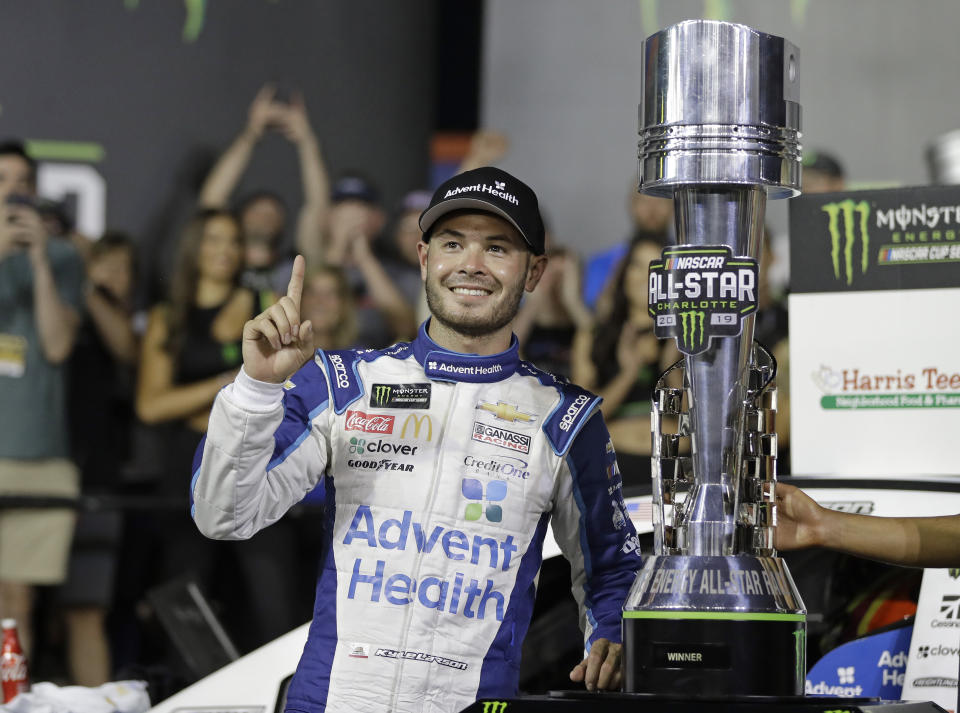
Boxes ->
[65,230,138,685]
[572,235,678,487]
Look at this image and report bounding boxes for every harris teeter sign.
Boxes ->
[788,184,960,477]
[648,245,759,355]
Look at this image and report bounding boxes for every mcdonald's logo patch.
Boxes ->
[401,413,434,441]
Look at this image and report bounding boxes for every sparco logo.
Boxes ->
[481,703,508,713]
[679,310,705,352]
[345,410,394,434]
[559,394,590,432]
[821,199,870,285]
[375,648,468,671]
[329,353,350,388]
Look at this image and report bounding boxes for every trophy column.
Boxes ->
[622,20,806,697]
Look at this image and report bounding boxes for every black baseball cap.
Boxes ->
[419,167,545,255]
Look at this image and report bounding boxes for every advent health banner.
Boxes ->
[789,185,960,476]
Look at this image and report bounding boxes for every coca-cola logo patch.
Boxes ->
[345,410,395,434]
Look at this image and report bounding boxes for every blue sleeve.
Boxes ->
[561,412,643,646]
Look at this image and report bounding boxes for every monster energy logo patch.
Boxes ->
[648,245,758,355]
[368,383,431,409]
[822,200,870,285]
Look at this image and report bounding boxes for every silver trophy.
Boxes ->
[622,20,806,696]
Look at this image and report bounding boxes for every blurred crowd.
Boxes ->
[0,84,847,694]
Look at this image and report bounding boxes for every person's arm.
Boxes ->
[551,411,644,691]
[350,234,417,342]
[458,130,509,173]
[14,205,82,364]
[135,305,235,424]
[198,84,281,209]
[192,255,328,540]
[775,482,960,567]
[281,92,331,268]
[85,286,138,364]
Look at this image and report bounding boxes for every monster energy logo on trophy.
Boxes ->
[648,245,759,355]
[368,383,431,409]
[822,199,870,285]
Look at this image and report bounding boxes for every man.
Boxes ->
[199,84,329,295]
[323,174,417,347]
[191,167,641,712]
[0,140,84,654]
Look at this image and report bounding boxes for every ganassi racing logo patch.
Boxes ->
[375,647,468,671]
[471,421,531,454]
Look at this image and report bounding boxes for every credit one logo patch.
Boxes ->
[472,422,531,454]
[463,454,530,480]
[462,478,507,522]
[369,383,431,409]
[345,410,394,434]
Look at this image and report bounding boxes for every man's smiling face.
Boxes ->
[418,211,543,339]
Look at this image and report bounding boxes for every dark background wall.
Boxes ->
[0,0,437,292]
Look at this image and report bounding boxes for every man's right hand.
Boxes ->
[242,255,314,383]
[0,199,45,262]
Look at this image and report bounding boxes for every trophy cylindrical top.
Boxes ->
[639,20,802,198]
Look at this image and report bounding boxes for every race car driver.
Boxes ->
[191,167,643,713]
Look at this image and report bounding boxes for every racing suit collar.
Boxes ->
[413,319,520,383]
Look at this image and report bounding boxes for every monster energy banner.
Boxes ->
[788,185,960,476]
[648,245,758,355]
[791,185,960,293]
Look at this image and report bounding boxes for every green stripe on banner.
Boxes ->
[623,611,805,622]
[25,140,105,163]
[821,393,960,409]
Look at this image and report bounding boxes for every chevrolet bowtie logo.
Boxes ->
[476,401,536,424]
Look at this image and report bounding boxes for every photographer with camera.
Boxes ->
[0,140,85,657]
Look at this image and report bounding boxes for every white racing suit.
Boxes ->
[191,321,642,713]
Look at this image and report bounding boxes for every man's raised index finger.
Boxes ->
[287,254,305,305]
